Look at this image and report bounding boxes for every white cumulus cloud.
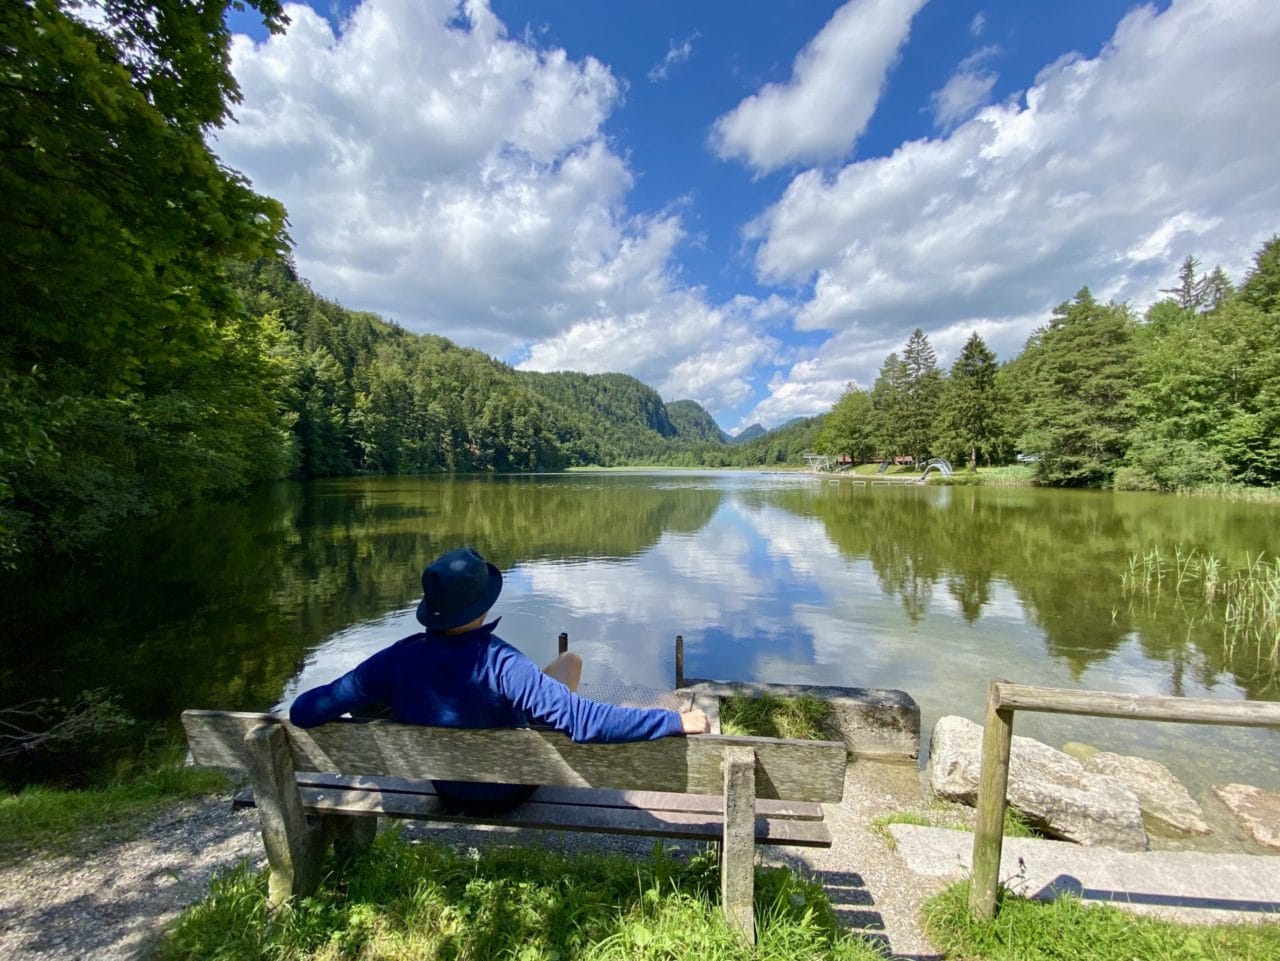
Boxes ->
[214,0,756,418]
[710,0,929,175]
[740,0,1280,424]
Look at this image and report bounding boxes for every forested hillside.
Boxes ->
[666,400,730,444]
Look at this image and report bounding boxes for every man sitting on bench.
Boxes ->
[290,546,709,814]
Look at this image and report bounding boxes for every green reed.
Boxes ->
[1121,548,1280,670]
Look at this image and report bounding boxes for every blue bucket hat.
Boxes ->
[416,547,503,630]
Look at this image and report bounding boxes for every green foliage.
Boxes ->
[726,417,826,467]
[667,400,730,444]
[1,1,292,559]
[868,811,933,850]
[516,369,681,465]
[869,352,910,461]
[815,236,1278,493]
[1017,289,1138,486]
[719,694,833,740]
[1240,234,1280,314]
[870,807,1036,852]
[0,761,227,861]
[157,834,884,961]
[936,332,1006,471]
[900,328,944,465]
[816,384,875,463]
[924,881,1280,961]
[1129,282,1279,487]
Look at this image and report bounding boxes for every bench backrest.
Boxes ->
[182,710,845,803]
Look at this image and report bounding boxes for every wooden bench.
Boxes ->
[182,709,846,942]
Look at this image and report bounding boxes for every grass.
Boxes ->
[870,808,1039,851]
[913,465,1039,487]
[924,881,1280,961]
[1176,484,1280,504]
[0,762,228,862]
[719,693,834,740]
[156,832,887,961]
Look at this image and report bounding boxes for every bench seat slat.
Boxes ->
[284,772,826,821]
[292,786,833,848]
[184,711,846,803]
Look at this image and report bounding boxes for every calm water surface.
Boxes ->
[4,471,1278,795]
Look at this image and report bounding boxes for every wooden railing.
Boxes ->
[969,680,1280,919]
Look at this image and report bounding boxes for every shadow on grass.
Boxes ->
[156,832,890,960]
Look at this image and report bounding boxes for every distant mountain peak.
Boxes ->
[731,423,766,444]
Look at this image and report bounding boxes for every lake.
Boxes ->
[3,471,1278,794]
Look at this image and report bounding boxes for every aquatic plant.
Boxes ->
[1121,548,1280,674]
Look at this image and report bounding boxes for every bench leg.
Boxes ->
[325,813,378,865]
[244,723,326,908]
[721,746,756,944]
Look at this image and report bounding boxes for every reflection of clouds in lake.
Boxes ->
[973,583,1026,622]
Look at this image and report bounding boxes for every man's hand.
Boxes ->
[680,709,709,734]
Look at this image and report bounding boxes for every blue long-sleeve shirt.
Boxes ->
[289,619,683,805]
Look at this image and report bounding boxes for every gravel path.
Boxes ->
[0,761,948,960]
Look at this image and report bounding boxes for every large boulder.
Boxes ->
[1086,752,1211,836]
[929,715,1148,851]
[1212,783,1280,850]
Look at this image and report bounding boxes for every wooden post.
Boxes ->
[558,632,568,655]
[327,814,378,866]
[969,681,1015,920]
[243,723,326,907]
[675,634,684,689]
[721,746,756,943]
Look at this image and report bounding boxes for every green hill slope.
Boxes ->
[666,400,730,444]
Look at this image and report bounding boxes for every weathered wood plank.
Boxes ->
[183,711,845,802]
[721,746,757,943]
[242,724,325,907]
[282,786,831,846]
[994,683,1280,727]
[970,683,1015,921]
[281,773,826,820]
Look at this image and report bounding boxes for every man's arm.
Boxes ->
[289,648,394,728]
[494,644,704,742]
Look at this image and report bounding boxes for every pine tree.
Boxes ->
[900,329,943,467]
[1161,256,1205,312]
[937,332,1002,471]
[1240,235,1280,314]
[869,353,909,462]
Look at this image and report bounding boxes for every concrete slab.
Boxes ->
[890,824,1280,924]
[681,679,921,760]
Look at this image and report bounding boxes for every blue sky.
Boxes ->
[216,0,1279,432]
